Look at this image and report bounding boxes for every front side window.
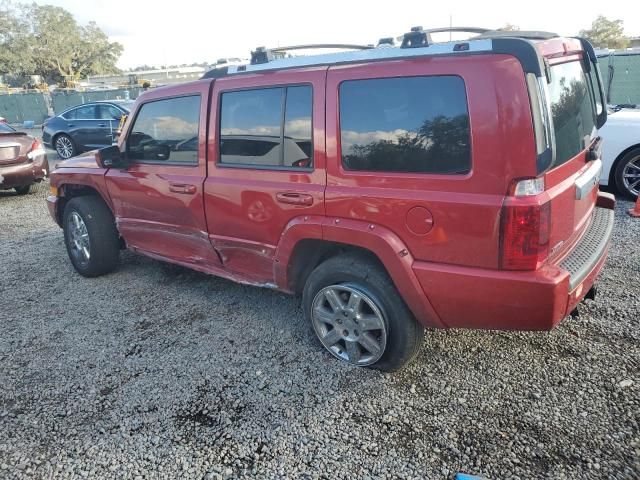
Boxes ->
[548,61,597,166]
[126,95,201,165]
[339,76,471,174]
[219,85,313,168]
[98,105,124,120]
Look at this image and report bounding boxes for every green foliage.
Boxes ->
[579,15,629,49]
[0,1,123,83]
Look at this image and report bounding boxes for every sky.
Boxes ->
[30,0,640,70]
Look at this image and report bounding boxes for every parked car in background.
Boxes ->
[48,30,614,371]
[598,106,640,198]
[42,100,134,159]
[0,122,48,194]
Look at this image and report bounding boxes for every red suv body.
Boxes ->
[47,30,615,370]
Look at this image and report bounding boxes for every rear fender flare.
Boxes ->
[275,216,446,328]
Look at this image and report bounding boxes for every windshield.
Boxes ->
[548,60,597,167]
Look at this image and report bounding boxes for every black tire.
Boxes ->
[613,147,640,199]
[54,134,77,159]
[302,252,424,372]
[14,184,32,195]
[63,196,120,277]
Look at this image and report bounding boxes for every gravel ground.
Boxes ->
[0,182,638,480]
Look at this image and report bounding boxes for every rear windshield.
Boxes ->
[549,61,597,167]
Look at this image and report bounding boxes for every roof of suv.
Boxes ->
[201,29,570,80]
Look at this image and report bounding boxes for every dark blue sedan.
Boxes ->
[42,100,135,159]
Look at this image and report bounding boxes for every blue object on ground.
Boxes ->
[456,474,485,480]
[23,120,35,128]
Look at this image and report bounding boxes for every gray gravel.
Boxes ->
[0,182,638,479]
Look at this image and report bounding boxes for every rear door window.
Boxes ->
[73,105,98,120]
[98,105,124,120]
[548,61,597,166]
[339,76,471,174]
[219,85,313,168]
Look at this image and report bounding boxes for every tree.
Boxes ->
[0,2,123,84]
[579,15,629,49]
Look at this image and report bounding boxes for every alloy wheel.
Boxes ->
[622,155,640,196]
[56,136,74,159]
[67,211,90,267]
[311,284,387,366]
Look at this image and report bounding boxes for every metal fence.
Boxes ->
[50,87,142,114]
[599,51,640,105]
[0,92,50,124]
[0,87,142,125]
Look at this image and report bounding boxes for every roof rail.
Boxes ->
[251,43,373,65]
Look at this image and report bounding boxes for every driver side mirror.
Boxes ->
[96,145,126,169]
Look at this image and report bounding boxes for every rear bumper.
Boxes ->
[413,204,614,331]
[0,156,49,189]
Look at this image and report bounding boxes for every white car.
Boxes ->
[599,107,640,198]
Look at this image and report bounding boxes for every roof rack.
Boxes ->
[201,25,565,80]
[251,43,373,65]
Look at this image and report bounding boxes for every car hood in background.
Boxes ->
[56,151,101,169]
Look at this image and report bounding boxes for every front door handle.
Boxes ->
[97,123,106,127]
[169,183,197,194]
[276,192,314,206]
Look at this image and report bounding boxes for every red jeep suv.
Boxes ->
[47,28,615,371]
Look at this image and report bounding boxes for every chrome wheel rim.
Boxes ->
[67,212,90,266]
[622,155,640,196]
[311,284,387,366]
[56,137,73,159]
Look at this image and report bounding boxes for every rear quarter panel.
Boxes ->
[325,54,537,268]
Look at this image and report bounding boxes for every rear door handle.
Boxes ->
[169,183,197,194]
[276,192,314,206]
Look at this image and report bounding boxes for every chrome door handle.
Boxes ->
[276,192,314,206]
[169,183,197,194]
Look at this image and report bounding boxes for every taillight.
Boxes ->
[27,138,46,160]
[500,178,551,270]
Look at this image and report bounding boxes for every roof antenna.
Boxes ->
[449,14,452,41]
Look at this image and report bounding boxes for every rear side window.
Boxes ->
[126,95,201,165]
[548,61,596,166]
[219,85,313,168]
[339,76,471,174]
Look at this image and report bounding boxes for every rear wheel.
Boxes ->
[302,252,424,371]
[14,184,32,195]
[63,196,120,277]
[614,147,640,199]
[55,134,76,159]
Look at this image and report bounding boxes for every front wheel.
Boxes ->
[63,196,120,277]
[614,147,640,199]
[302,252,424,371]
